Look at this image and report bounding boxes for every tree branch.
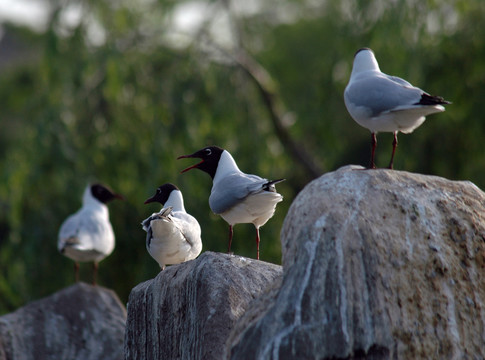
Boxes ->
[199,0,323,180]
[232,49,324,179]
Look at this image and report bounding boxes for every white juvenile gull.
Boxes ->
[142,183,202,270]
[344,48,451,169]
[58,183,123,285]
[178,146,284,260]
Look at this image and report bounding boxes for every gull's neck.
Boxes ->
[165,190,186,212]
[351,50,381,78]
[82,186,108,215]
[213,150,241,184]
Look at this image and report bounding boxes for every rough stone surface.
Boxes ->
[0,282,127,360]
[228,165,485,359]
[124,251,282,360]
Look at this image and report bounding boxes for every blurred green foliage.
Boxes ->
[1,0,484,314]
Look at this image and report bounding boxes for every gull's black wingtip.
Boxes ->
[418,93,451,106]
[263,178,286,192]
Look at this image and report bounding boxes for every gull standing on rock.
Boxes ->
[58,183,123,285]
[344,47,450,169]
[178,146,284,260]
[142,183,202,270]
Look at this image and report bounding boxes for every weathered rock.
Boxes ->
[228,165,485,359]
[0,282,127,360]
[124,251,282,360]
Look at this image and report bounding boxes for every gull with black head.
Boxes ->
[58,183,123,285]
[142,183,202,270]
[178,146,284,260]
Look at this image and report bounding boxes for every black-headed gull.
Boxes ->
[58,183,123,285]
[142,183,202,270]
[344,48,450,169]
[178,146,284,260]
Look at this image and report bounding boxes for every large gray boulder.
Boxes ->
[124,251,282,360]
[228,165,485,359]
[0,282,127,360]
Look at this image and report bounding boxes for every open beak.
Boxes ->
[177,154,204,173]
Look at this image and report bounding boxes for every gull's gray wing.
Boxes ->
[386,74,413,87]
[172,211,202,247]
[142,207,173,246]
[141,207,173,230]
[345,74,422,117]
[58,210,107,252]
[58,213,82,250]
[209,173,269,214]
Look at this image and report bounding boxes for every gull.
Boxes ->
[142,183,202,270]
[178,146,284,260]
[344,47,451,169]
[58,183,123,285]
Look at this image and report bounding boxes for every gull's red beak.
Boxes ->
[177,154,204,173]
[144,196,156,205]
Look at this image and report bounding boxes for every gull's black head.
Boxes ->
[177,146,224,179]
[144,183,179,205]
[90,183,124,204]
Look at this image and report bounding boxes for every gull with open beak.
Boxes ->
[178,146,284,260]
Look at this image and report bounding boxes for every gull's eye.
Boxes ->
[205,148,212,155]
